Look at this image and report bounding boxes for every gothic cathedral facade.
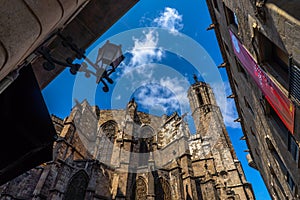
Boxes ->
[0,81,255,200]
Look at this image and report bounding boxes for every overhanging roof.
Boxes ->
[32,0,139,89]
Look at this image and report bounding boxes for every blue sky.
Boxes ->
[42,1,271,199]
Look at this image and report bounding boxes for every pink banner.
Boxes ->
[229,30,295,133]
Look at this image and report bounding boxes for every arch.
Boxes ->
[98,120,118,164]
[139,125,155,139]
[135,176,147,200]
[100,120,118,139]
[63,170,89,200]
[155,177,172,200]
[195,88,204,106]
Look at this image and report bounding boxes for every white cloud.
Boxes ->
[120,30,164,79]
[153,7,183,35]
[134,76,190,115]
[119,7,184,78]
[131,30,163,66]
[212,82,240,129]
[159,76,189,106]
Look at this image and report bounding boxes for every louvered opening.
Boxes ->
[289,61,300,103]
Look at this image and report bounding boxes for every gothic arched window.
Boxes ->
[196,88,204,106]
[204,87,211,104]
[140,126,154,139]
[155,177,172,200]
[135,176,147,200]
[64,170,89,200]
[98,120,117,165]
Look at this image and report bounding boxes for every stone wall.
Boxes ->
[206,0,300,199]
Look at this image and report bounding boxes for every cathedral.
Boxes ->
[0,80,255,200]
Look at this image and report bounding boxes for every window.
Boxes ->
[288,134,299,162]
[98,121,117,165]
[64,171,89,200]
[225,6,238,30]
[135,177,147,200]
[267,101,299,163]
[140,126,154,139]
[155,178,172,200]
[267,102,289,144]
[287,172,295,192]
[204,87,211,104]
[213,0,219,12]
[269,137,297,194]
[273,149,287,174]
[258,32,289,90]
[196,88,204,106]
[289,60,300,103]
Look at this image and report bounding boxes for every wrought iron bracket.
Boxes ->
[36,32,85,75]
[36,31,124,92]
[37,45,81,75]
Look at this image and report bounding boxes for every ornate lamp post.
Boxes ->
[79,40,124,92]
[38,33,124,92]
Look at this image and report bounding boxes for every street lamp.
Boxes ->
[79,40,124,92]
[38,33,124,92]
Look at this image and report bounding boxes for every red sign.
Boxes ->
[229,30,295,133]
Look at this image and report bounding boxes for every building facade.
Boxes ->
[205,0,300,199]
[0,81,254,199]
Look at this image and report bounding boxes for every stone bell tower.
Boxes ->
[187,75,255,200]
[187,75,219,138]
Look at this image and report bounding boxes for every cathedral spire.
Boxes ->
[126,97,138,122]
[127,97,137,110]
[193,74,199,83]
